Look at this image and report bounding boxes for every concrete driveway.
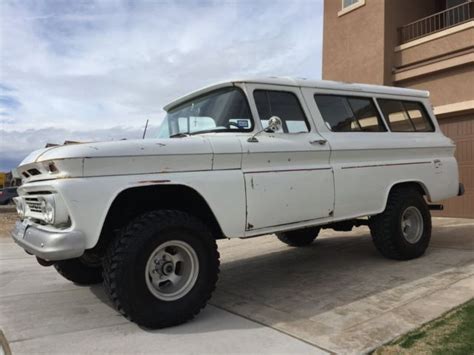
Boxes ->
[1,214,473,354]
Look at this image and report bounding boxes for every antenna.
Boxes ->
[142,119,149,139]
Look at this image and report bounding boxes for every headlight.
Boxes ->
[40,197,55,224]
[13,197,25,219]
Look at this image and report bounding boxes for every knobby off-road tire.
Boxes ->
[54,257,103,285]
[103,210,220,329]
[276,227,321,247]
[369,187,431,260]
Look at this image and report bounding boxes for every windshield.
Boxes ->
[158,87,253,138]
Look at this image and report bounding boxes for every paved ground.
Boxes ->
[1,214,473,354]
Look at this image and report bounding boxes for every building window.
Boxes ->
[254,90,310,133]
[338,0,365,16]
[343,0,359,8]
[314,95,386,132]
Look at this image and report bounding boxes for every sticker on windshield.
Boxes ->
[237,120,249,128]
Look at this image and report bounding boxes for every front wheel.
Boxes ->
[102,210,219,329]
[369,187,431,260]
[54,255,103,285]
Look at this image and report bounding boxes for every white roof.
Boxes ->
[164,77,430,111]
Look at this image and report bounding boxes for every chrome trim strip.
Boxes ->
[341,161,432,170]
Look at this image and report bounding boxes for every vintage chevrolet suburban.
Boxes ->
[11,77,464,328]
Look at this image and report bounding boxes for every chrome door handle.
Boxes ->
[310,139,327,145]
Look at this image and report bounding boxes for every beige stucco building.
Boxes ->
[323,0,473,218]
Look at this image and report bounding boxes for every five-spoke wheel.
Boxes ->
[145,241,199,301]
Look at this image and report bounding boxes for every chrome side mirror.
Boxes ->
[266,116,282,133]
[247,116,283,143]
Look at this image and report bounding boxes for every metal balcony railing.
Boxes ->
[398,1,473,45]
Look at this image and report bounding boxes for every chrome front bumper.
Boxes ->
[11,221,86,261]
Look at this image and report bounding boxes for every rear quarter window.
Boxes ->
[377,99,434,132]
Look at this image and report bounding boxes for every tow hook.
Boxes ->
[36,257,55,267]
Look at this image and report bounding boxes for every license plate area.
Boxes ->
[13,221,28,239]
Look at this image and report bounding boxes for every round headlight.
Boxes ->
[44,203,55,224]
[40,199,47,213]
[40,198,55,224]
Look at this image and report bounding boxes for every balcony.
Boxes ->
[398,1,473,45]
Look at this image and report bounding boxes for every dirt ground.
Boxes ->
[0,211,17,236]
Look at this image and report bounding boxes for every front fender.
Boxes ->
[34,171,246,249]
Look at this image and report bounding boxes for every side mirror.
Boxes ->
[265,116,282,133]
[247,116,283,143]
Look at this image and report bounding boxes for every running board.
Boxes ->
[428,204,444,211]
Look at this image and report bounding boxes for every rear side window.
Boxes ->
[254,90,310,133]
[314,95,386,132]
[378,99,434,132]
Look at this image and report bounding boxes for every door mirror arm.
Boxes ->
[247,116,282,143]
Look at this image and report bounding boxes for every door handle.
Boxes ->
[310,139,327,146]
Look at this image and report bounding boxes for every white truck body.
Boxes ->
[11,77,461,260]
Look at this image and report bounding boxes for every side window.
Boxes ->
[378,99,434,132]
[314,95,386,132]
[404,101,434,132]
[253,90,310,133]
[377,100,413,132]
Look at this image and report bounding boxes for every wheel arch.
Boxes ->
[93,183,225,255]
[382,180,432,211]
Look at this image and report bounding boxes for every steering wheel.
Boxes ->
[227,122,240,129]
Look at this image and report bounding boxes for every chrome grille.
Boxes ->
[25,197,42,213]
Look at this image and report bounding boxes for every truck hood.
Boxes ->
[15,137,215,181]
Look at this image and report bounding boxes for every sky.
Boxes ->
[0,0,324,171]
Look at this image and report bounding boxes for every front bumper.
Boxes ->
[11,221,86,261]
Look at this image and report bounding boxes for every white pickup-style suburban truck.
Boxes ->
[11,77,464,328]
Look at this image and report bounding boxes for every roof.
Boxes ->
[163,77,430,111]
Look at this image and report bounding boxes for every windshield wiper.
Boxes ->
[169,132,190,138]
[170,128,244,138]
[189,128,241,136]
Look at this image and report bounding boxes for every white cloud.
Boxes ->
[0,0,323,170]
[0,125,159,171]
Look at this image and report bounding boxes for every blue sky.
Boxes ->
[0,0,323,171]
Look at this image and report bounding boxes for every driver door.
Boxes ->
[240,84,334,232]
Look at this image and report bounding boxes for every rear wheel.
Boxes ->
[102,210,219,329]
[369,187,431,260]
[276,227,320,247]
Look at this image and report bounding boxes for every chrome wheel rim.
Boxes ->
[401,206,423,244]
[145,240,199,301]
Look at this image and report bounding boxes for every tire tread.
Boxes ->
[102,209,219,328]
[369,187,431,260]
